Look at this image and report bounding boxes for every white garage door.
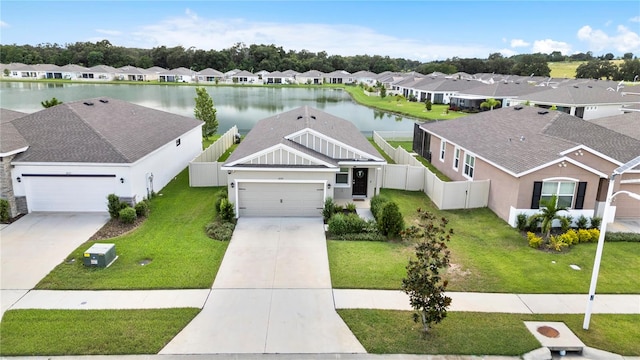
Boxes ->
[237,182,324,217]
[24,176,117,212]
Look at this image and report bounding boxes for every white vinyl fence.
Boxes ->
[373,131,489,210]
[188,126,238,187]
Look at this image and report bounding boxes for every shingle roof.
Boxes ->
[587,112,640,141]
[0,109,29,155]
[10,98,202,163]
[460,82,545,97]
[225,106,383,166]
[523,85,638,105]
[420,106,640,175]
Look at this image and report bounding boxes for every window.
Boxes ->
[439,140,446,162]
[541,181,575,208]
[335,167,349,186]
[463,154,475,178]
[453,147,460,170]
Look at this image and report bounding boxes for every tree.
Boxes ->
[617,59,640,81]
[379,85,387,98]
[529,194,567,239]
[194,87,218,138]
[511,54,551,77]
[425,99,432,111]
[622,52,634,60]
[480,98,501,110]
[41,97,63,108]
[401,209,453,336]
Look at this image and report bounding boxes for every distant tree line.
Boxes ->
[1,40,637,80]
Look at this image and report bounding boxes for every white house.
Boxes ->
[2,98,203,214]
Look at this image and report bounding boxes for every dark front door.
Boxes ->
[352,168,368,196]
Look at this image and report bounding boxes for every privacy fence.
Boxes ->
[188,126,238,187]
[373,131,489,210]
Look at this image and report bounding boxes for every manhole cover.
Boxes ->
[537,326,560,338]
[139,259,152,266]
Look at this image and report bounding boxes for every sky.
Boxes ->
[1,1,639,61]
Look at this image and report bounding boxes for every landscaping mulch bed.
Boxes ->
[89,217,146,240]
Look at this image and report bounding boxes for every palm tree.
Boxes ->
[41,97,63,108]
[530,194,568,239]
[480,98,501,111]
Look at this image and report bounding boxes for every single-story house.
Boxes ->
[1,98,203,215]
[296,70,325,85]
[222,106,386,217]
[196,68,225,83]
[413,106,640,227]
[159,67,196,83]
[230,70,260,84]
[81,65,118,81]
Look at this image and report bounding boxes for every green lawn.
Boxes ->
[387,140,451,181]
[339,310,640,356]
[36,169,229,290]
[0,308,199,356]
[328,189,640,293]
[342,85,467,121]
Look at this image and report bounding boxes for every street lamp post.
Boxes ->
[583,155,640,330]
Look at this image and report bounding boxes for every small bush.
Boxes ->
[560,215,573,232]
[134,200,150,217]
[205,221,235,241]
[370,195,387,222]
[346,202,357,213]
[328,213,366,236]
[118,206,137,224]
[526,215,540,232]
[516,213,528,232]
[576,215,589,229]
[605,232,640,242]
[562,229,579,245]
[107,194,127,219]
[0,199,10,223]
[214,188,229,213]
[378,202,404,238]
[588,228,600,242]
[322,197,336,222]
[577,228,592,243]
[218,198,235,222]
[333,232,386,241]
[527,232,544,249]
[590,216,602,230]
[548,235,569,252]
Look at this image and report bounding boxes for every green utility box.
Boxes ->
[83,243,117,268]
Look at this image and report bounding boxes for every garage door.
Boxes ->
[237,182,324,217]
[24,175,117,212]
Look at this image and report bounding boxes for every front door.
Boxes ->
[352,168,368,197]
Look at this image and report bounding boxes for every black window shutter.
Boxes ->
[531,181,542,209]
[575,182,587,209]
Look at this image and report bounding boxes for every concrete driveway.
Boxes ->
[1,212,109,317]
[161,217,365,354]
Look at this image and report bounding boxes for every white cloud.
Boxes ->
[577,24,640,53]
[630,16,640,23]
[497,48,517,57]
[510,39,530,48]
[117,9,491,61]
[531,39,572,54]
[96,29,123,36]
[0,21,9,28]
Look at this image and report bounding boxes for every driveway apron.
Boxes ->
[160,217,365,354]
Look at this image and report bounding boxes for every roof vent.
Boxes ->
[587,85,592,88]
[83,101,94,106]
[514,105,524,110]
[99,99,109,103]
[310,115,316,120]
[538,110,549,115]
[520,136,525,141]
[297,115,303,120]
[573,85,579,88]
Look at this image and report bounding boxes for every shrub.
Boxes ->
[548,235,569,252]
[107,194,127,219]
[516,213,528,232]
[346,202,357,213]
[134,200,150,217]
[214,188,228,213]
[605,232,640,242]
[577,228,592,243]
[205,221,235,241]
[527,232,543,249]
[118,206,137,224]
[425,100,432,111]
[562,229,579,245]
[588,228,600,242]
[370,195,387,222]
[590,216,602,230]
[322,197,336,222]
[218,198,235,222]
[378,201,404,238]
[0,199,9,223]
[560,215,573,232]
[576,215,589,229]
[526,216,540,232]
[328,213,366,236]
[332,232,386,241]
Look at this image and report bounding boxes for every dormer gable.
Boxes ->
[285,128,383,161]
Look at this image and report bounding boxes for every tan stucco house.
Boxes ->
[222,106,386,217]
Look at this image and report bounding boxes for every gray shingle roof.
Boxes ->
[586,111,640,140]
[11,98,202,163]
[420,106,640,175]
[0,109,29,155]
[225,106,383,166]
[523,85,638,106]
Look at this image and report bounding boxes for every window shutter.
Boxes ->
[574,182,587,209]
[531,181,542,209]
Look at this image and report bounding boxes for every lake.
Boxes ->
[0,82,417,135]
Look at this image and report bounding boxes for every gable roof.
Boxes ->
[420,106,640,176]
[224,106,384,167]
[10,98,202,164]
[522,85,638,106]
[587,112,640,140]
[0,109,29,156]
